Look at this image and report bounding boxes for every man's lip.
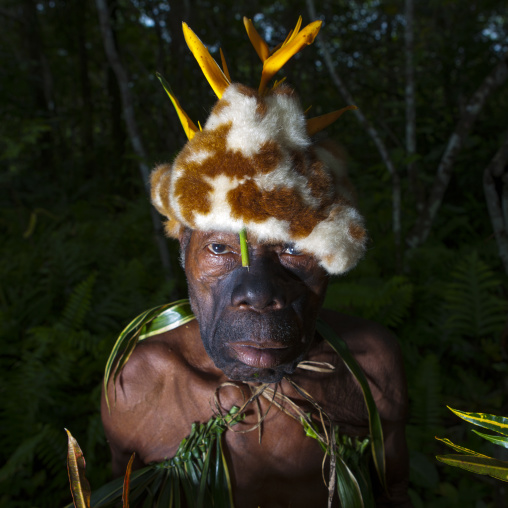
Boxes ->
[230,343,291,369]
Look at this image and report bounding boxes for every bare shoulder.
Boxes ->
[319,308,408,422]
[102,320,197,406]
[100,319,211,471]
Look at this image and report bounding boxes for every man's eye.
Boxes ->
[282,245,302,256]
[207,243,231,255]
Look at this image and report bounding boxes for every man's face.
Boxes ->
[183,230,329,383]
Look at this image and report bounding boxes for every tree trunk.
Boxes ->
[21,0,56,171]
[407,56,508,248]
[404,0,421,211]
[76,1,94,158]
[306,0,402,270]
[95,0,174,286]
[483,130,508,275]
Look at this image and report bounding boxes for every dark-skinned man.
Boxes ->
[101,17,412,508]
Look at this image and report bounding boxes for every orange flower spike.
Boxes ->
[259,20,322,94]
[220,48,232,82]
[156,73,198,140]
[182,22,230,99]
[281,16,303,48]
[243,17,270,62]
[307,105,358,136]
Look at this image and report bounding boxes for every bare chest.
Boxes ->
[131,369,369,506]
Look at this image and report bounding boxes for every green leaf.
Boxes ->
[196,434,215,507]
[472,429,508,449]
[436,454,508,483]
[104,300,195,410]
[138,300,195,340]
[448,407,508,436]
[334,452,365,508]
[317,318,387,493]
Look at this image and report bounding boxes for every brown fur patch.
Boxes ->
[151,164,173,215]
[235,84,258,98]
[348,223,366,241]
[307,157,334,203]
[176,123,280,181]
[163,217,182,238]
[227,180,273,224]
[227,180,327,239]
[210,99,230,116]
[290,150,307,176]
[253,141,282,172]
[174,173,213,226]
[256,99,268,118]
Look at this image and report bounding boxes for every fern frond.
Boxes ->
[409,354,443,433]
[443,252,507,338]
[62,273,97,331]
[324,275,413,327]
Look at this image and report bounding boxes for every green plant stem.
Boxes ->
[239,229,249,268]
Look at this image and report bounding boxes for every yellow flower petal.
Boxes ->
[156,72,198,140]
[220,48,231,82]
[282,16,303,47]
[243,17,270,62]
[259,20,322,93]
[306,105,357,137]
[182,22,230,99]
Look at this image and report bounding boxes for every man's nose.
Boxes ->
[231,258,290,312]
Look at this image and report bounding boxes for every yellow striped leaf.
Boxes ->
[435,437,489,457]
[449,407,508,436]
[182,23,230,99]
[436,454,508,483]
[472,429,508,449]
[66,429,91,508]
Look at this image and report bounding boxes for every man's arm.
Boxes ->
[321,309,412,506]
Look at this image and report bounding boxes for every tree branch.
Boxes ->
[407,55,508,248]
[95,0,174,285]
[483,130,508,275]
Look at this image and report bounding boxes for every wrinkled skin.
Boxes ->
[102,231,412,507]
[184,230,329,383]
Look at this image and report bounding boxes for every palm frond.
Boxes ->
[83,407,242,508]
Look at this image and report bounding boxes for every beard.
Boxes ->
[200,308,314,383]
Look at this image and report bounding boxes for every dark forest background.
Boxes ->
[1,0,507,506]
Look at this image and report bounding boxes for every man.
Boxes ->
[101,17,411,507]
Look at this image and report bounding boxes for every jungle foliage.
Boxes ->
[1,0,507,507]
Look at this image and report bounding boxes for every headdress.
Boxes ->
[151,17,366,274]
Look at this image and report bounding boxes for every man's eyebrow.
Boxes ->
[202,232,239,242]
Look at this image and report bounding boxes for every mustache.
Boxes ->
[214,309,301,346]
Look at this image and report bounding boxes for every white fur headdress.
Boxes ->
[151,17,366,274]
